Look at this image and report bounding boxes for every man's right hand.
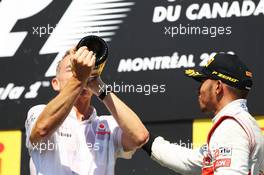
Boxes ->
[70,46,96,82]
[30,46,96,144]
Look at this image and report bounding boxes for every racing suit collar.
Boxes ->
[212,99,248,124]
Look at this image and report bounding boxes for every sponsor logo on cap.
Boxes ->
[212,71,239,83]
[205,57,214,67]
[185,69,202,77]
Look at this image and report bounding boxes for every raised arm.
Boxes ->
[88,77,149,151]
[30,47,95,144]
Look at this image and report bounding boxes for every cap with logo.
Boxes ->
[185,53,253,91]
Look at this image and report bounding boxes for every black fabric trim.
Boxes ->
[142,133,157,156]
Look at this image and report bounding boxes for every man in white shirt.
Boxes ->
[142,53,264,175]
[25,46,149,175]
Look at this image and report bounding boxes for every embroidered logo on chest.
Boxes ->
[96,122,110,135]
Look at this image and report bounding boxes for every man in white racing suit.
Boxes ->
[143,53,264,175]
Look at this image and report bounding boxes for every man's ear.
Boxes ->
[216,80,223,95]
[51,77,60,91]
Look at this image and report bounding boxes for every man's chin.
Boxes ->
[200,106,214,117]
[200,105,209,113]
[201,109,209,114]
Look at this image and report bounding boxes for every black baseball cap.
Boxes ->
[185,53,253,91]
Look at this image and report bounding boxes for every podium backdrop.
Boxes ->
[0,0,263,174]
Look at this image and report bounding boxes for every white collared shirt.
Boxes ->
[25,105,134,175]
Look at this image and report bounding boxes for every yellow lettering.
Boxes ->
[217,73,238,82]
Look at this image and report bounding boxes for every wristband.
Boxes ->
[98,86,112,101]
[142,132,157,156]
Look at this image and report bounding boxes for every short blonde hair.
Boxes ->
[56,50,71,76]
